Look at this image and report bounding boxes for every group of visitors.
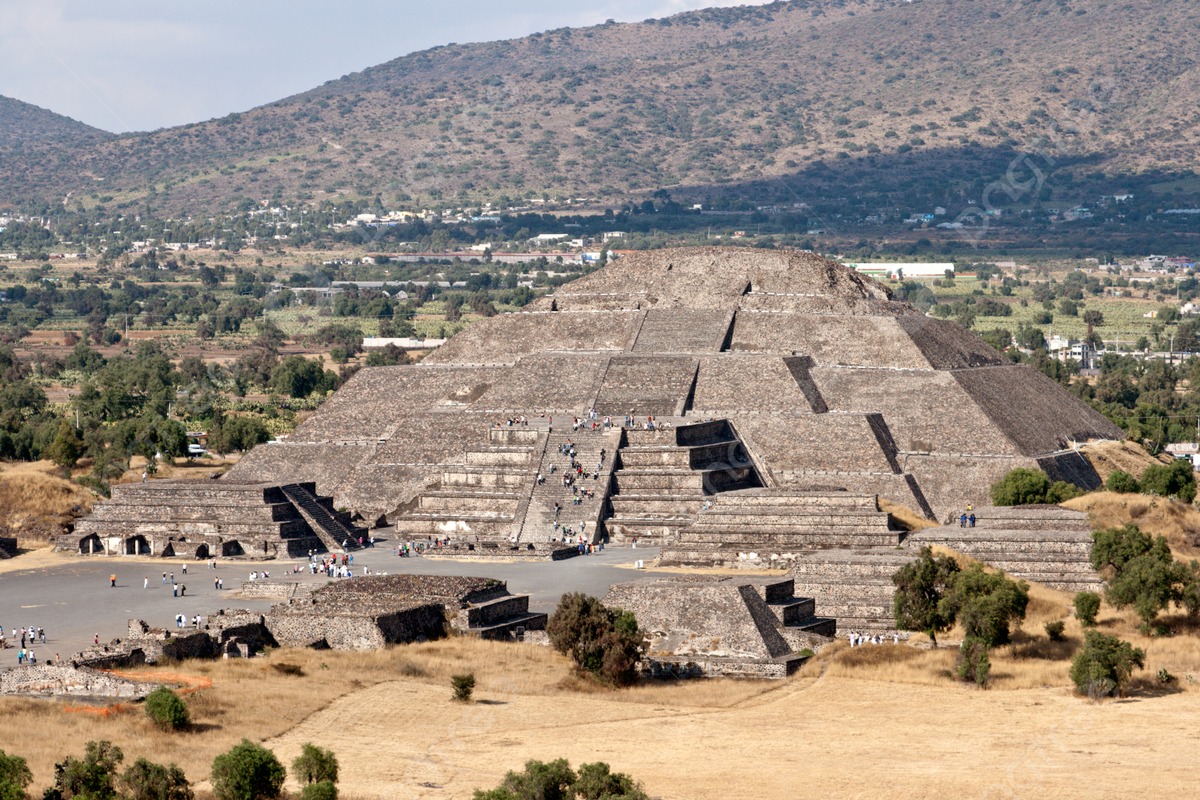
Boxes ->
[847,632,901,646]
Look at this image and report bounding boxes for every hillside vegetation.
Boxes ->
[3,0,1199,215]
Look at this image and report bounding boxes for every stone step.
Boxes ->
[76,518,310,540]
[714,491,880,510]
[466,594,531,628]
[418,493,521,516]
[466,449,535,467]
[469,611,549,641]
[618,449,694,468]
[109,486,278,506]
[678,531,905,548]
[611,496,706,517]
[787,616,838,637]
[488,428,542,446]
[769,597,816,625]
[441,468,528,489]
[605,518,686,543]
[613,472,705,492]
[391,516,514,538]
[694,511,894,529]
[90,502,300,523]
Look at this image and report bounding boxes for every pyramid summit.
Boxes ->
[215,247,1119,546]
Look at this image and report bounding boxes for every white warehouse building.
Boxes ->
[846,262,955,280]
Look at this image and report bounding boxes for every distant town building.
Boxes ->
[846,262,955,280]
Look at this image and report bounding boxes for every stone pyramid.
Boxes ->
[228,247,1120,540]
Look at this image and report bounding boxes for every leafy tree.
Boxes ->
[144,686,190,731]
[941,564,1029,647]
[1139,459,1196,503]
[209,416,270,454]
[269,356,336,399]
[1105,470,1140,494]
[891,546,960,646]
[1045,480,1084,503]
[1070,631,1144,699]
[547,594,643,686]
[474,759,575,800]
[292,744,338,787]
[1092,525,1185,627]
[1045,620,1066,641]
[119,758,193,800]
[46,740,123,800]
[990,467,1051,506]
[0,749,32,800]
[364,344,411,367]
[572,762,649,800]
[45,420,83,471]
[210,740,285,800]
[1074,591,1101,627]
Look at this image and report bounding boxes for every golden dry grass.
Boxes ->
[0,623,1198,799]
[878,497,939,531]
[0,460,95,546]
[1063,491,1200,558]
[1080,439,1168,484]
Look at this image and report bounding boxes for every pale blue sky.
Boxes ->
[0,0,771,133]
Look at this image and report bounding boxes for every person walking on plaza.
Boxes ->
[109,574,116,588]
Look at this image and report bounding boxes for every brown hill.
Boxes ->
[3,0,1199,214]
[0,95,113,149]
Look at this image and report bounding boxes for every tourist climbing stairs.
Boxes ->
[516,427,622,544]
[280,483,364,553]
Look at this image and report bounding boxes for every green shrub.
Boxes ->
[1046,480,1084,503]
[1074,591,1101,626]
[1044,620,1066,641]
[990,468,1051,506]
[299,781,338,800]
[292,743,338,786]
[547,594,643,686]
[472,759,648,800]
[1106,470,1140,494]
[1070,631,1145,699]
[210,740,285,800]
[452,673,476,702]
[0,749,32,800]
[120,757,193,800]
[47,741,123,800]
[1140,459,1196,503]
[955,637,991,687]
[144,686,190,732]
[1092,525,1185,627]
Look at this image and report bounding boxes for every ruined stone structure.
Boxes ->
[222,248,1119,549]
[605,575,834,678]
[266,574,546,649]
[61,480,365,558]
[0,665,158,699]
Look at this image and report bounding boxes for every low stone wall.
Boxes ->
[644,655,798,680]
[0,665,158,699]
[239,580,308,599]
[266,601,447,650]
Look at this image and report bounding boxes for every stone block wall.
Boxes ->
[0,666,158,699]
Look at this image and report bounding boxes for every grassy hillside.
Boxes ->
[3,0,1200,215]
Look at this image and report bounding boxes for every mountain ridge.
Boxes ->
[2,0,1198,216]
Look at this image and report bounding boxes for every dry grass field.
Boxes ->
[2,594,1199,800]
[0,460,95,547]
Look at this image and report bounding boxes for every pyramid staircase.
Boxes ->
[606,419,762,545]
[516,427,622,544]
[788,549,919,636]
[279,483,366,553]
[457,592,549,640]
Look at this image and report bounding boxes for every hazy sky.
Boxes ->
[1,0,771,133]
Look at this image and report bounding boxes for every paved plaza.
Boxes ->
[0,534,667,669]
